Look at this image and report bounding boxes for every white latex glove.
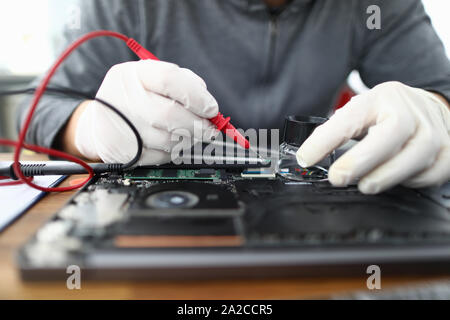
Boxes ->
[297,81,450,194]
[74,60,219,165]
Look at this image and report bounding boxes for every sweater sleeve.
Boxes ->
[353,0,450,103]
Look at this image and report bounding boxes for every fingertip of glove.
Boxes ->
[296,152,309,168]
[203,95,219,118]
[296,144,315,168]
[328,169,351,187]
[358,179,382,195]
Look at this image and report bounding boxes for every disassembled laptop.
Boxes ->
[18,119,450,280]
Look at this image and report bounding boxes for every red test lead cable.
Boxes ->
[1,30,249,193]
[4,31,131,192]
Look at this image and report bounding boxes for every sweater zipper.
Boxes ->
[264,16,279,82]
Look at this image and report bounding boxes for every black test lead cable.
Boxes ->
[0,87,143,179]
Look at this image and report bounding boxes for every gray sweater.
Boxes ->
[18,0,450,149]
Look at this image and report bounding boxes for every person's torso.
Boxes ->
[142,0,356,130]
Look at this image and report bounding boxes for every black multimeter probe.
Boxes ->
[0,86,143,179]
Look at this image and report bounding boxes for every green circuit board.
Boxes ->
[124,168,221,180]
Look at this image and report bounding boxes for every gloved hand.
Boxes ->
[74,60,219,165]
[297,81,450,194]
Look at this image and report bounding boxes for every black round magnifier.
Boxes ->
[279,115,331,182]
[282,115,328,147]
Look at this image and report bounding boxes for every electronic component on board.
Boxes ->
[124,169,221,180]
[241,168,276,179]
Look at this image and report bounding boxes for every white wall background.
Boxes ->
[0,0,77,75]
[0,0,52,75]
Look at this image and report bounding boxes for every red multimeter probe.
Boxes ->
[127,39,250,149]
